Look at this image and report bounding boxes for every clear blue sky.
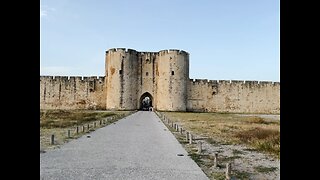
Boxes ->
[40,0,279,82]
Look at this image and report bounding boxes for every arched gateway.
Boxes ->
[139,92,153,111]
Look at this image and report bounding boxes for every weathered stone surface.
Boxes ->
[40,48,280,113]
[187,79,280,113]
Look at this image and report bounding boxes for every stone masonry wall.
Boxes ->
[187,79,280,114]
[137,52,157,109]
[105,48,139,110]
[156,49,189,111]
[40,76,106,110]
[40,48,280,113]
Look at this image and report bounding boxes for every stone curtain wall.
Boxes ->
[40,76,106,110]
[40,48,280,113]
[40,76,280,113]
[187,79,280,114]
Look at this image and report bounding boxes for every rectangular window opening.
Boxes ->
[171,71,174,75]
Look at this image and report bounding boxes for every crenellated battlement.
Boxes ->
[187,78,280,113]
[139,51,158,56]
[244,81,259,85]
[40,76,105,82]
[106,48,189,60]
[158,49,189,56]
[209,80,218,84]
[218,80,231,84]
[193,79,208,83]
[188,78,280,87]
[231,80,244,84]
[55,76,69,81]
[41,47,279,113]
[106,48,138,54]
[40,76,54,80]
[106,48,189,55]
[259,81,273,85]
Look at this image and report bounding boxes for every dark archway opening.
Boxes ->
[140,92,153,111]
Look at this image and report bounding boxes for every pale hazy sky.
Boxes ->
[40,0,279,82]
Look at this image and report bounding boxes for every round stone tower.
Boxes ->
[105,48,139,110]
[156,49,189,111]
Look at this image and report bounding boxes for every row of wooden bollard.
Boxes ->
[50,115,123,145]
[161,114,194,145]
[157,112,232,180]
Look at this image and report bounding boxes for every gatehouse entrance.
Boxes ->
[140,92,153,111]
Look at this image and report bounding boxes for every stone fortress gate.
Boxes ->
[40,48,280,114]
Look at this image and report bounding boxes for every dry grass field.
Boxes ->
[162,112,280,159]
[159,112,280,179]
[40,110,134,151]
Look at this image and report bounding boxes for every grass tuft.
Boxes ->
[188,153,203,164]
[232,149,245,155]
[211,172,225,180]
[40,110,133,150]
[40,110,116,128]
[254,165,278,173]
[233,170,251,179]
[234,128,280,158]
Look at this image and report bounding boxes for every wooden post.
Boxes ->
[197,141,202,154]
[189,133,193,144]
[50,134,54,145]
[67,130,71,138]
[76,126,79,134]
[213,153,218,168]
[94,122,96,128]
[226,163,231,180]
[186,132,189,141]
[100,120,102,125]
[82,125,85,132]
[87,124,90,130]
[180,127,183,134]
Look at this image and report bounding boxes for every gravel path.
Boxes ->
[40,111,209,180]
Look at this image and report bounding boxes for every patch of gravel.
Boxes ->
[199,138,280,179]
[158,112,280,180]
